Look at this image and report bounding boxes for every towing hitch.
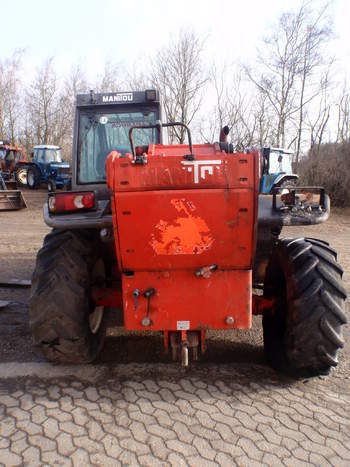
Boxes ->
[167,331,202,367]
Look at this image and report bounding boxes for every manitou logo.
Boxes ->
[181,160,222,184]
[102,93,133,103]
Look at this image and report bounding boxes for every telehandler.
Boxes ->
[29,90,347,377]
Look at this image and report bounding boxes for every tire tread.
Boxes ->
[29,229,105,363]
[263,237,347,377]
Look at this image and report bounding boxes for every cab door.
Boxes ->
[35,149,47,178]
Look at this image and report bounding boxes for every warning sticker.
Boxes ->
[99,116,108,125]
[177,320,190,330]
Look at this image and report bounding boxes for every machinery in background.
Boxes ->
[260,147,298,193]
[0,141,27,210]
[26,145,71,192]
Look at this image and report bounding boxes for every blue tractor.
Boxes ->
[26,145,71,191]
[260,147,298,193]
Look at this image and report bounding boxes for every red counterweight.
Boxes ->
[106,142,259,335]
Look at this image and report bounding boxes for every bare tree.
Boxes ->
[252,92,276,148]
[244,9,304,147]
[126,61,152,90]
[245,2,332,160]
[199,64,247,145]
[336,80,350,143]
[25,58,78,157]
[95,59,124,93]
[200,63,276,149]
[151,30,208,143]
[26,57,58,145]
[294,5,332,165]
[58,64,89,160]
[0,50,24,143]
[213,65,249,142]
[305,72,332,153]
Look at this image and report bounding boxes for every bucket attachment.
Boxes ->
[0,189,27,210]
[4,180,17,190]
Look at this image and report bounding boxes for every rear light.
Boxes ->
[48,191,95,213]
[145,89,157,101]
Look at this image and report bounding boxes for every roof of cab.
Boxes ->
[33,145,61,150]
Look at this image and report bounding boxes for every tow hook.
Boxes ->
[195,264,218,278]
[181,341,189,367]
[170,331,200,367]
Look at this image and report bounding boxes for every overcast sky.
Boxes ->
[1,0,349,83]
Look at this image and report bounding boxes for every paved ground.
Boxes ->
[1,362,350,466]
[0,190,349,466]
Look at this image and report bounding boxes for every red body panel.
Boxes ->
[107,144,254,192]
[122,270,251,330]
[115,189,254,271]
[106,143,259,331]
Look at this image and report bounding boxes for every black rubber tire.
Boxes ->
[29,229,106,363]
[263,237,347,377]
[27,166,41,189]
[15,167,27,186]
[47,179,56,192]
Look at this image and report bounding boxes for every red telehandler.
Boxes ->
[29,90,347,377]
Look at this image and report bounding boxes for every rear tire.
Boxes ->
[263,237,347,377]
[27,167,41,189]
[15,167,27,186]
[29,230,106,363]
[47,179,56,192]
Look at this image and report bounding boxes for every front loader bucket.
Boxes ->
[0,190,27,210]
[5,180,17,190]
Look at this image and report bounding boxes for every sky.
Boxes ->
[1,0,350,83]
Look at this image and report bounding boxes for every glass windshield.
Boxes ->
[78,110,158,183]
[269,152,293,174]
[45,149,62,163]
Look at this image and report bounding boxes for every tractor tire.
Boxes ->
[263,237,347,377]
[47,178,56,192]
[27,166,41,189]
[29,229,106,363]
[15,167,27,186]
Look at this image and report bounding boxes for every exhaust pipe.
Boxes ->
[219,126,234,153]
[219,126,230,143]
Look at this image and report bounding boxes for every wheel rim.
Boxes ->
[89,305,104,334]
[89,259,105,334]
[18,170,27,185]
[27,171,34,186]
